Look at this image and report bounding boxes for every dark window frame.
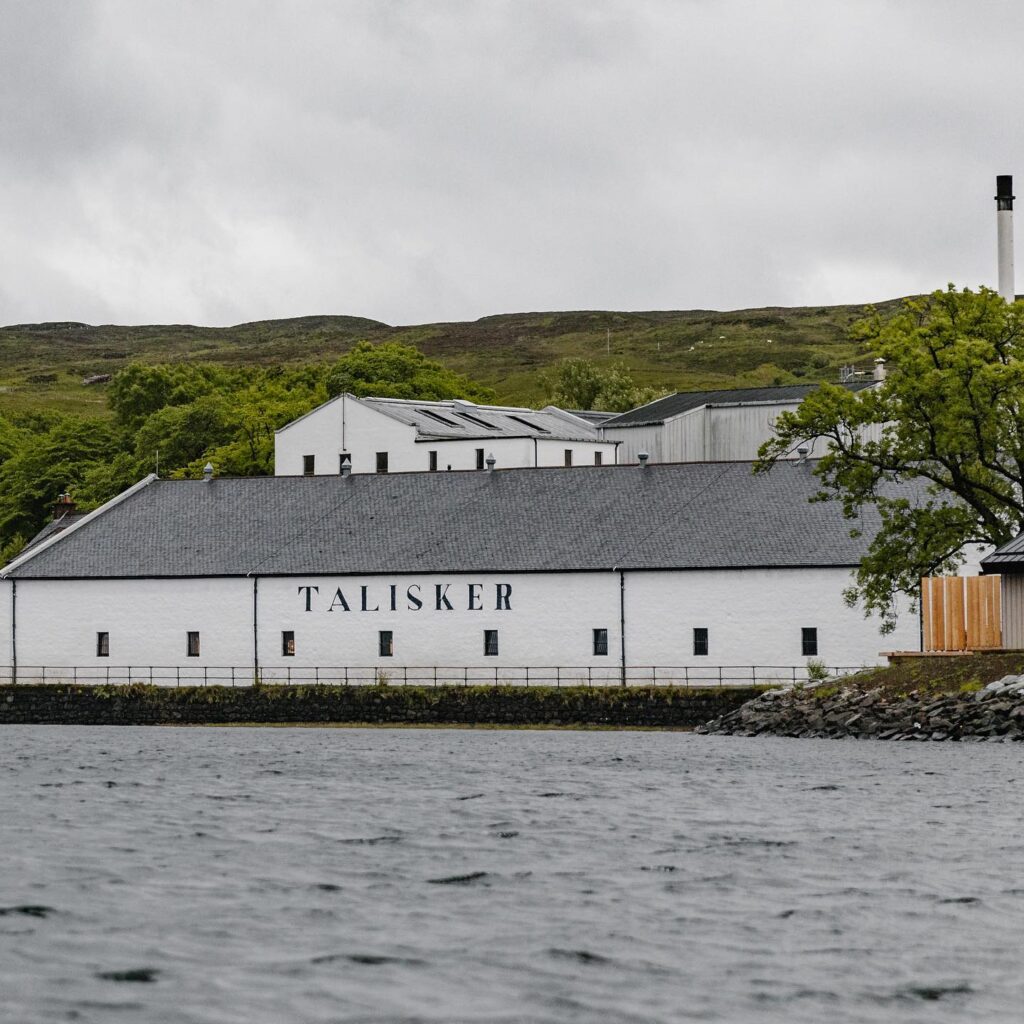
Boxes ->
[302,454,315,476]
[282,630,295,657]
[375,451,389,474]
[428,450,438,472]
[593,628,608,656]
[802,627,818,657]
[379,630,394,657]
[96,631,109,658]
[475,448,485,470]
[483,629,499,657]
[564,449,573,467]
[693,627,709,657]
[186,631,201,658]
[594,451,603,466]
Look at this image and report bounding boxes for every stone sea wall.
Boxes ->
[698,675,1024,741]
[0,683,760,728]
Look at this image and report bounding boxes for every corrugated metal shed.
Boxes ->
[603,382,877,427]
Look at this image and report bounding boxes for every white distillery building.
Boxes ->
[274,394,618,476]
[600,381,878,464]
[0,462,919,685]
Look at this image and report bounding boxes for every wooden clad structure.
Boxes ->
[921,575,1002,651]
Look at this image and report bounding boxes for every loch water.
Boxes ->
[1,725,1022,1023]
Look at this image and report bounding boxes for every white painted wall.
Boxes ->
[3,567,917,684]
[625,568,918,676]
[274,396,417,476]
[275,396,616,475]
[10,578,252,683]
[0,580,11,671]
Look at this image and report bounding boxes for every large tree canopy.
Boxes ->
[757,285,1024,631]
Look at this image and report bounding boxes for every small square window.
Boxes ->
[186,631,201,658]
[428,451,438,472]
[593,628,608,656]
[594,451,603,466]
[484,629,499,657]
[282,630,295,657]
[693,627,709,657]
[379,630,394,657]
[302,454,315,476]
[476,448,485,470]
[96,632,109,658]
[802,627,818,657]
[564,449,573,467]
[376,451,389,474]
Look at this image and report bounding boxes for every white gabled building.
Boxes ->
[0,461,920,684]
[600,381,878,464]
[275,394,619,476]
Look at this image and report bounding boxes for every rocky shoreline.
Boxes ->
[697,674,1024,741]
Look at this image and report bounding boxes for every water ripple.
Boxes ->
[1,726,1023,1023]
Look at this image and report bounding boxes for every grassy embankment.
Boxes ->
[823,653,1024,700]
[0,299,908,417]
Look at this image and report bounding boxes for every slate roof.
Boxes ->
[603,381,877,428]
[5,462,892,579]
[21,511,88,553]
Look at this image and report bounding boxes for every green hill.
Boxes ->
[0,298,907,416]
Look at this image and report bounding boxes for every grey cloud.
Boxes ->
[1,0,1022,326]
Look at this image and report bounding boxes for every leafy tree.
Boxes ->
[325,342,495,402]
[757,285,1024,630]
[545,358,656,412]
[0,417,121,545]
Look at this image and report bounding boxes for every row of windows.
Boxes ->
[302,449,607,475]
[686,627,818,657]
[94,627,820,658]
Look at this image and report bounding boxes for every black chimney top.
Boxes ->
[996,175,1014,203]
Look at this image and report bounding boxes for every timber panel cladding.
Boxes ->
[921,575,1002,651]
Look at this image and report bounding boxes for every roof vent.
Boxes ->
[796,445,810,462]
[203,462,214,482]
[485,453,496,472]
[873,358,887,382]
[339,452,352,477]
[638,451,649,466]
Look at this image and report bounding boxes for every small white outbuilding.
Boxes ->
[274,394,618,476]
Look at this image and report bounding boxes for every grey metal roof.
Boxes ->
[981,534,1024,570]
[603,381,877,428]
[6,462,893,579]
[361,398,603,442]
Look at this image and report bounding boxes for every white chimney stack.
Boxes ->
[996,174,1015,303]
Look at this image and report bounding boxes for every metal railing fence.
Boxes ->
[0,664,866,688]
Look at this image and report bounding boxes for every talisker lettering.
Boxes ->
[298,582,512,613]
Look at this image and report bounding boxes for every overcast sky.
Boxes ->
[2,0,1022,327]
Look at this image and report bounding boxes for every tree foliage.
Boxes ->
[0,341,501,561]
[325,341,495,402]
[544,358,656,412]
[757,285,1024,630]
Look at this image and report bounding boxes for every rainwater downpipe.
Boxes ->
[247,573,259,684]
[614,568,626,686]
[533,437,538,467]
